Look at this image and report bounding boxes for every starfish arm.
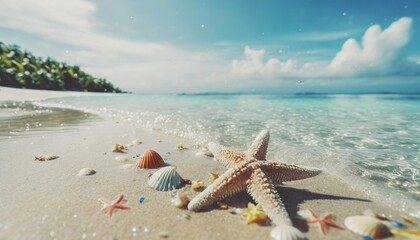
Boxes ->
[208,142,247,168]
[115,205,130,210]
[260,162,321,184]
[244,129,270,161]
[114,194,124,204]
[246,168,292,226]
[319,222,328,236]
[188,163,251,211]
[325,221,345,230]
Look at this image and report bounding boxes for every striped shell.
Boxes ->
[344,216,392,239]
[148,166,182,191]
[136,149,164,169]
[270,225,307,240]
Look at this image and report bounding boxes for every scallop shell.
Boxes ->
[136,149,164,169]
[148,166,182,191]
[270,225,307,240]
[344,216,392,239]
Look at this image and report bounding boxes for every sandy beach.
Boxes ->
[0,87,418,240]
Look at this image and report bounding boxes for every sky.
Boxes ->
[0,0,419,93]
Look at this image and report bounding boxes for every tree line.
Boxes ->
[0,42,124,93]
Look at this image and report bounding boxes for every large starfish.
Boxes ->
[188,130,321,240]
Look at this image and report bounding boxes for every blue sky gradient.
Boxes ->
[0,0,419,93]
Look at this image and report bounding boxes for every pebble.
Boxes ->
[77,168,96,176]
[177,213,191,220]
[115,156,129,163]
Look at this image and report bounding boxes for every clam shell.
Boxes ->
[136,149,164,169]
[344,216,392,239]
[148,166,182,191]
[77,168,96,176]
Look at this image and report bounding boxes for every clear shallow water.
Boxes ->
[0,101,97,140]
[43,93,419,216]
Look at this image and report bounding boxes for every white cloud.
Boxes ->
[282,29,362,42]
[231,17,420,80]
[0,0,226,92]
[328,17,413,76]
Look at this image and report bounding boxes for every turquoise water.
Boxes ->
[44,93,420,216]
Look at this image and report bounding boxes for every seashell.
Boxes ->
[270,224,307,240]
[176,144,187,151]
[148,166,182,191]
[132,139,142,145]
[363,209,391,221]
[77,168,96,176]
[112,144,127,153]
[400,214,416,225]
[115,156,130,163]
[391,229,420,239]
[191,180,205,192]
[344,216,392,239]
[34,155,59,161]
[363,209,405,229]
[171,191,190,208]
[136,149,164,169]
[195,148,214,157]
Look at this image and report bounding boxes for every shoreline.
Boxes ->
[0,86,118,102]
[0,88,418,239]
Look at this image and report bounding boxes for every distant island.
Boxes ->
[0,42,124,93]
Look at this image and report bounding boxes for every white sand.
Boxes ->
[0,87,417,240]
[0,86,113,101]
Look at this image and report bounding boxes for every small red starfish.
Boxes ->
[98,194,130,217]
[304,208,345,236]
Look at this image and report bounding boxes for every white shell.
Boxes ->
[344,216,392,239]
[270,225,307,240]
[171,191,190,208]
[77,168,96,176]
[148,166,182,191]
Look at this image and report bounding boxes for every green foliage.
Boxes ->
[0,42,125,93]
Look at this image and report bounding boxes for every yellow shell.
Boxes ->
[176,144,187,151]
[191,180,205,192]
[112,144,126,153]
